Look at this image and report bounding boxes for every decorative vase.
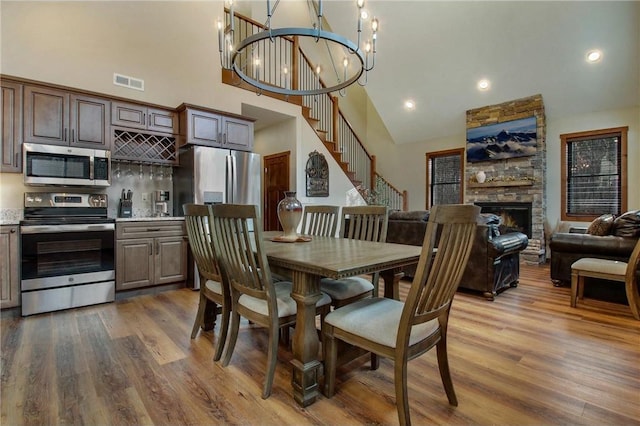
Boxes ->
[476,170,487,183]
[277,191,303,240]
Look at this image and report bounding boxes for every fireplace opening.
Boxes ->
[475,202,532,238]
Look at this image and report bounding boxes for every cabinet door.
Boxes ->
[1,81,23,173]
[154,236,187,285]
[184,108,222,147]
[70,94,110,149]
[0,226,20,309]
[111,101,147,130]
[116,238,154,290]
[24,85,69,146]
[147,107,177,134]
[222,117,253,151]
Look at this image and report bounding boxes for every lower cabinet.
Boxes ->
[116,221,187,291]
[0,225,20,309]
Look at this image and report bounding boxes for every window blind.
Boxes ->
[566,135,621,215]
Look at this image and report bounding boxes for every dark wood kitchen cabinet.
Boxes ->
[178,104,254,151]
[115,220,187,291]
[0,225,20,309]
[111,101,177,134]
[23,85,110,149]
[1,80,23,173]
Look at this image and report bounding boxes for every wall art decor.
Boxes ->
[305,150,329,197]
[466,116,537,163]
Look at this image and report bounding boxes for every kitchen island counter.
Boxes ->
[115,216,185,222]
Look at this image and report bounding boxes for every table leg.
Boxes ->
[289,270,322,407]
[380,268,404,300]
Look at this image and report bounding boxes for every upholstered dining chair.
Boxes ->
[320,205,389,307]
[571,238,640,320]
[208,203,332,399]
[300,205,340,237]
[322,204,480,426]
[183,203,230,362]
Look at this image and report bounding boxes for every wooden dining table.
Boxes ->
[262,231,422,407]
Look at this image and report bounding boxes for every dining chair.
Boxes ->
[323,204,480,426]
[570,238,640,320]
[208,203,332,399]
[183,203,230,362]
[320,205,389,307]
[300,205,340,237]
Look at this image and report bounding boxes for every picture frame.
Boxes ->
[466,116,537,163]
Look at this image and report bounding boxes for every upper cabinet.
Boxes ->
[112,101,177,134]
[23,85,110,149]
[1,80,23,173]
[178,104,254,151]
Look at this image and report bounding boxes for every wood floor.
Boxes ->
[2,263,639,426]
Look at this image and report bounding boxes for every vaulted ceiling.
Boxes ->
[316,1,640,145]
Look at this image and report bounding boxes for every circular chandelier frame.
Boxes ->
[230,27,366,96]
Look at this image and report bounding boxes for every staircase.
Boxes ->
[221,9,407,211]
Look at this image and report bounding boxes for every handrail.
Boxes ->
[223,10,407,210]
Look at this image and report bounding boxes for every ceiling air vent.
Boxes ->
[113,73,144,91]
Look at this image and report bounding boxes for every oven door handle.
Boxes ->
[21,223,115,234]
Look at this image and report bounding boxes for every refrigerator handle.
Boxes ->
[226,154,235,204]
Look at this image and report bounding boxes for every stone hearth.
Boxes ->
[465,95,546,264]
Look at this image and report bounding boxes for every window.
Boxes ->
[560,127,628,221]
[426,149,464,208]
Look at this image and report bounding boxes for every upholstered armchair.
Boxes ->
[459,214,529,300]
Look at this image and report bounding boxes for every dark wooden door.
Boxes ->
[263,151,290,231]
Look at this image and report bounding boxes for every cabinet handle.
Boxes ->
[71,129,75,143]
[155,240,160,255]
[64,128,68,141]
[15,153,19,167]
[10,228,16,233]
[147,228,161,232]
[144,113,147,126]
[149,242,153,256]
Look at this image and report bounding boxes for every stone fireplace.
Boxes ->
[465,95,546,264]
[476,202,532,238]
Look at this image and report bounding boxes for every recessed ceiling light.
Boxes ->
[404,100,416,110]
[477,79,490,91]
[586,49,602,63]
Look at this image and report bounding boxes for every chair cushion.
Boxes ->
[325,298,439,348]
[320,277,374,301]
[572,258,627,277]
[586,213,616,236]
[238,281,331,317]
[204,279,223,294]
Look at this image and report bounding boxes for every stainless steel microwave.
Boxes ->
[23,143,111,187]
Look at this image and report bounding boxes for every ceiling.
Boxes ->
[293,1,640,145]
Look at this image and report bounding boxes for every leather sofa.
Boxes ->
[386,210,430,279]
[459,214,529,300]
[549,210,640,301]
[386,211,529,300]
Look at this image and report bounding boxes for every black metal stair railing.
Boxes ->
[223,9,406,210]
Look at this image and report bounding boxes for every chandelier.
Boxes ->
[218,0,379,96]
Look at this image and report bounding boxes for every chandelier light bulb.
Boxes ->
[357,0,365,9]
[371,17,378,32]
[360,10,369,20]
[217,19,223,30]
[365,40,371,53]
[343,57,349,68]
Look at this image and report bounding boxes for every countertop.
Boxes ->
[115,216,185,222]
[0,220,20,226]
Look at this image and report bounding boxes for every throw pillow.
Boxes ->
[611,210,640,237]
[587,213,616,236]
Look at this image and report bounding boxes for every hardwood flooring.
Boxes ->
[2,263,639,425]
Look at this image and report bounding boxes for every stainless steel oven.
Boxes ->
[20,193,115,316]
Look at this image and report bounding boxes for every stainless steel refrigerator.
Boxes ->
[173,145,261,288]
